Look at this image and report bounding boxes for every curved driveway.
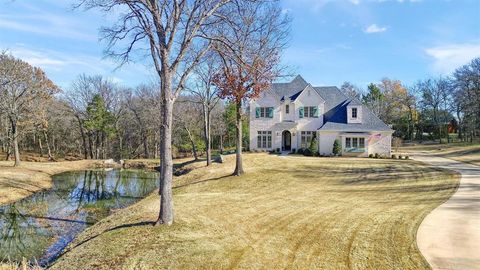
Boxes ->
[412,153,480,270]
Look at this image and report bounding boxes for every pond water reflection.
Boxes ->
[0,169,158,267]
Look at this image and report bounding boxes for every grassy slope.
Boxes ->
[51,153,459,270]
[0,160,100,205]
[399,143,480,166]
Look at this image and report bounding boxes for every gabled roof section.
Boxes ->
[346,98,363,106]
[290,84,326,103]
[267,75,308,100]
[315,87,392,132]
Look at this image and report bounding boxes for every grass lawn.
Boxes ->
[398,142,480,166]
[50,153,459,270]
[0,160,99,205]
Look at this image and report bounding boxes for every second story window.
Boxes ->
[255,107,274,118]
[352,107,358,118]
[300,106,319,118]
[286,104,289,114]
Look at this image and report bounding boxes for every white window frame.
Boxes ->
[303,106,316,118]
[300,131,315,148]
[344,136,366,152]
[257,131,272,149]
[352,107,358,119]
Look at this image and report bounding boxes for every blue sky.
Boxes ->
[1,0,479,90]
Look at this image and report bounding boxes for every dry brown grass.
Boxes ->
[399,142,480,166]
[0,160,99,205]
[50,153,459,270]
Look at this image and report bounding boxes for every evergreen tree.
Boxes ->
[332,139,341,156]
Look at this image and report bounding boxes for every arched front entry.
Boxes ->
[282,130,291,151]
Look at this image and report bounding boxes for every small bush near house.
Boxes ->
[399,155,403,159]
[291,148,296,153]
[332,139,341,156]
[391,154,397,159]
[276,148,280,153]
[297,148,304,155]
[369,154,374,158]
[303,148,313,156]
[405,156,410,160]
[374,153,379,159]
[309,135,319,156]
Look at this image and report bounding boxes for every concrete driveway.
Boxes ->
[411,153,480,270]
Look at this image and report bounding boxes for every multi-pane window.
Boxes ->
[346,138,351,148]
[352,107,358,118]
[260,107,267,117]
[359,137,365,148]
[301,131,315,148]
[345,137,365,150]
[286,104,289,114]
[256,107,273,118]
[257,131,272,149]
[304,106,315,118]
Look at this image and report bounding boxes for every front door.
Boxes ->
[282,130,291,151]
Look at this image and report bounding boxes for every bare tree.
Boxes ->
[417,78,448,143]
[340,81,362,100]
[78,0,234,225]
[174,96,204,160]
[212,0,290,175]
[0,52,59,166]
[188,55,221,165]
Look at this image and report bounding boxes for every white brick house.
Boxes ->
[249,75,393,157]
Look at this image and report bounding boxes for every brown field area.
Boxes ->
[399,142,480,166]
[49,153,459,270]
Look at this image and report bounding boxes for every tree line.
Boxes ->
[341,57,480,144]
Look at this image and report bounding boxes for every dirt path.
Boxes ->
[412,154,480,270]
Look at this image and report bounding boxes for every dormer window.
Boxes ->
[286,104,289,114]
[352,108,357,118]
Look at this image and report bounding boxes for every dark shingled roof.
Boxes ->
[268,75,308,101]
[267,75,392,132]
[314,87,392,132]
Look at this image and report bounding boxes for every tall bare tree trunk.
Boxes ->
[220,134,223,154]
[157,76,174,226]
[185,127,198,161]
[38,133,44,157]
[76,116,88,159]
[43,130,54,161]
[5,129,11,161]
[10,118,21,166]
[202,103,212,166]
[233,99,244,176]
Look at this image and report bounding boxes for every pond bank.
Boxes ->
[0,169,160,267]
[0,160,101,205]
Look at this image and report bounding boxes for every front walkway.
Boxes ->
[411,154,480,270]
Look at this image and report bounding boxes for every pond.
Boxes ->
[0,169,159,267]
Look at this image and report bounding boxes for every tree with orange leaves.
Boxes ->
[212,1,290,176]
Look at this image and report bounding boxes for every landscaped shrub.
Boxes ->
[309,135,318,156]
[368,154,374,158]
[276,148,280,153]
[303,148,313,156]
[374,153,379,159]
[399,155,403,159]
[297,148,304,155]
[332,139,341,156]
[405,156,410,160]
[391,154,397,159]
[291,148,296,153]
